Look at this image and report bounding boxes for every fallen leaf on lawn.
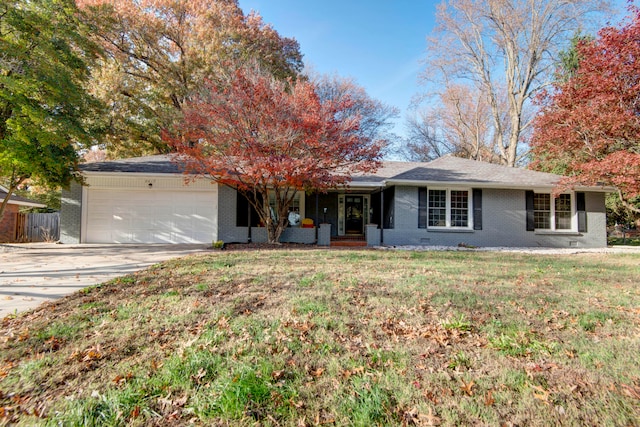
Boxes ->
[423,390,439,404]
[460,379,475,396]
[531,384,551,404]
[620,383,640,400]
[191,368,206,384]
[289,398,304,409]
[484,390,495,406]
[416,407,441,426]
[310,367,324,378]
[150,359,163,371]
[130,405,140,418]
[0,361,16,379]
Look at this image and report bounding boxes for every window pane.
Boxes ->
[450,190,468,227]
[533,194,551,229]
[534,193,550,211]
[555,194,572,230]
[428,190,446,208]
[534,211,550,229]
[428,190,446,226]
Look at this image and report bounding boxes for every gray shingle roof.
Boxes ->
[80,154,185,174]
[386,156,560,188]
[80,154,563,189]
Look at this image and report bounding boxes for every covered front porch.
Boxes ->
[230,185,394,246]
[302,187,394,241]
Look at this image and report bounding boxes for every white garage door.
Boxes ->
[85,189,216,243]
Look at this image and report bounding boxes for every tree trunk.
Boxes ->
[260,203,287,244]
[0,179,24,221]
[0,193,11,222]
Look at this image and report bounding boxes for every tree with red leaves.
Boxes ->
[531,8,640,214]
[165,64,383,243]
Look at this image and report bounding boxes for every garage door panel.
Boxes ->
[85,189,215,244]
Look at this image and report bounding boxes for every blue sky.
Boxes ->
[238,1,630,140]
[238,0,437,137]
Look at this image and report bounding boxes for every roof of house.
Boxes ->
[383,156,561,188]
[0,187,47,208]
[79,154,608,191]
[80,154,184,174]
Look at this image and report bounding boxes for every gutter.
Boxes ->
[383,179,615,193]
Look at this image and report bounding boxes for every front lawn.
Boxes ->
[1,249,639,426]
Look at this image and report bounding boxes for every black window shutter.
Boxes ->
[526,191,535,231]
[577,192,587,232]
[472,189,482,230]
[418,187,427,228]
[383,187,395,229]
[236,191,249,227]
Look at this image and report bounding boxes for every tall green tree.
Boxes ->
[556,33,594,83]
[78,0,304,157]
[0,0,101,219]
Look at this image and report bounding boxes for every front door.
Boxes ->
[345,196,364,234]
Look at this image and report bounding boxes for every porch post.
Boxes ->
[247,201,252,243]
[315,192,319,241]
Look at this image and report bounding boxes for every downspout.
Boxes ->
[315,192,319,242]
[380,187,384,245]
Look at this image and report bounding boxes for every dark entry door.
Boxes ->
[345,196,364,234]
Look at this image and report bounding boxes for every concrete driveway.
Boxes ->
[0,243,206,318]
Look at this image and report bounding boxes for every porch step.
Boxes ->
[330,235,367,247]
[330,240,368,247]
[331,235,366,241]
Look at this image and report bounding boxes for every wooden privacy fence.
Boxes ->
[16,212,60,242]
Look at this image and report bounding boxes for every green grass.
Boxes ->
[608,236,640,246]
[1,249,639,426]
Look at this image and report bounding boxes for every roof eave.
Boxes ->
[81,171,189,178]
[7,200,47,208]
[385,179,615,192]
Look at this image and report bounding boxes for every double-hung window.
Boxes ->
[420,188,471,229]
[530,192,574,231]
[428,189,447,227]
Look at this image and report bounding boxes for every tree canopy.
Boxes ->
[420,0,608,166]
[0,0,101,219]
[531,7,640,214]
[404,84,501,163]
[78,0,304,157]
[311,73,399,151]
[165,64,383,244]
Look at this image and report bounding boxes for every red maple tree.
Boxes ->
[164,64,383,243]
[531,8,640,213]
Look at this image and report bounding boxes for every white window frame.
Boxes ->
[427,188,473,230]
[533,192,577,232]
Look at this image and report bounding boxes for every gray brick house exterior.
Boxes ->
[60,155,611,248]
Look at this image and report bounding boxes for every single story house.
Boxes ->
[0,186,47,243]
[60,155,612,248]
